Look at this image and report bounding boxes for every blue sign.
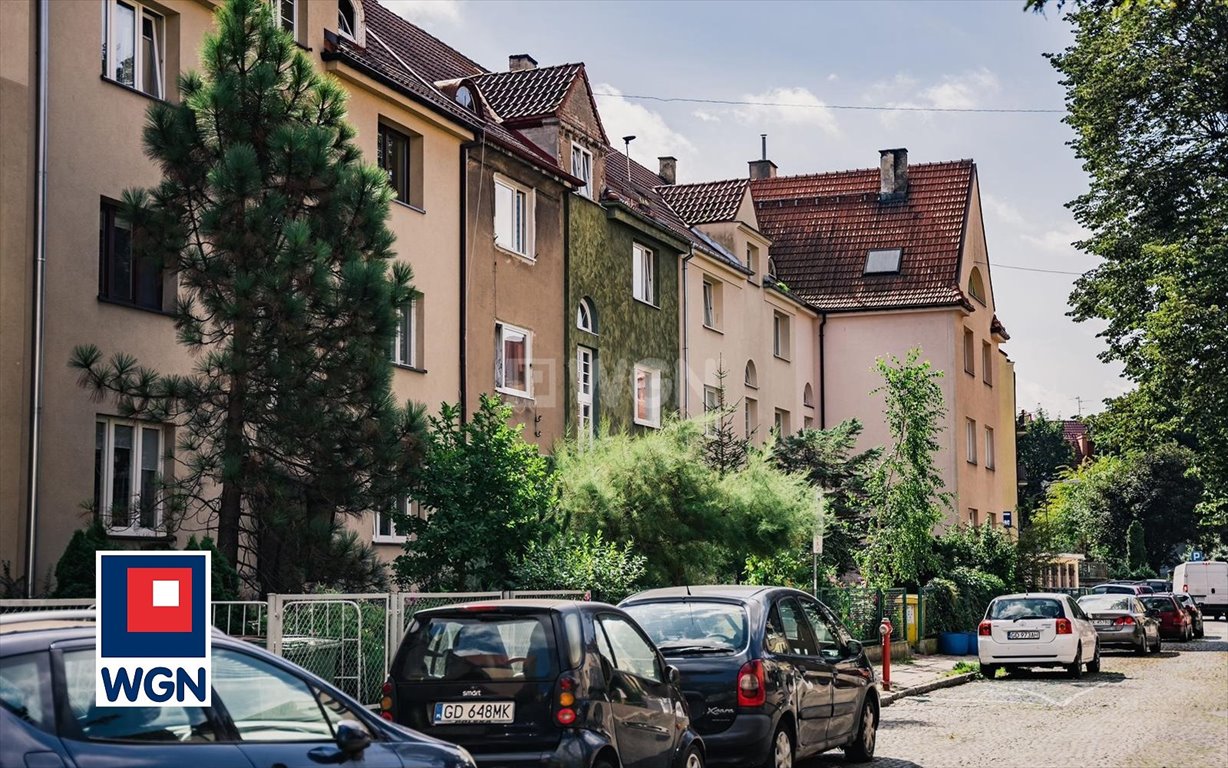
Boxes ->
[1192,551,1204,562]
[1002,510,1013,528]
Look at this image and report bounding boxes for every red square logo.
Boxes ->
[126,567,194,634]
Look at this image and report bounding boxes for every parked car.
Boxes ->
[1090,583,1154,596]
[1172,560,1228,620]
[1135,579,1172,594]
[1139,594,1194,641]
[1075,594,1161,654]
[977,593,1101,679]
[0,610,476,768]
[387,599,704,768]
[620,585,880,767]
[1174,593,1205,639]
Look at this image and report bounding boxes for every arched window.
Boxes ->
[455,85,475,111]
[803,383,814,408]
[767,257,778,279]
[969,267,987,305]
[338,0,357,39]
[744,360,758,389]
[576,297,596,334]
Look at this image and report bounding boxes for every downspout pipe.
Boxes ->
[680,246,695,416]
[818,312,827,429]
[458,142,469,421]
[25,0,50,596]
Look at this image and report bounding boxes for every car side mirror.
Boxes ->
[667,665,682,687]
[846,639,864,658]
[335,720,371,757]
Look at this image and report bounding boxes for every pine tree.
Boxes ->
[71,0,423,593]
[703,361,749,474]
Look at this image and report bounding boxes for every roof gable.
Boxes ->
[471,64,608,144]
[658,179,749,225]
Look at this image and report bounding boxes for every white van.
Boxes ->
[1172,561,1228,620]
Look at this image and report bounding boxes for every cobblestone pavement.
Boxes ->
[805,621,1228,767]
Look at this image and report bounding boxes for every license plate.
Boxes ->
[1007,630,1040,640]
[433,701,515,724]
[1093,619,1112,627]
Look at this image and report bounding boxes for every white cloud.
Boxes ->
[827,73,839,82]
[383,0,462,25]
[692,110,721,123]
[594,85,697,173]
[1022,223,1088,254]
[1015,375,1079,418]
[733,87,839,136]
[870,68,1000,125]
[981,193,1027,228]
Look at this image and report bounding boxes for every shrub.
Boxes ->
[924,577,963,634]
[52,519,109,598]
[513,531,647,603]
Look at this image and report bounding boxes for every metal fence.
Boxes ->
[0,598,95,613]
[814,586,909,643]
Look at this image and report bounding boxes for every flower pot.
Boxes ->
[937,631,968,655]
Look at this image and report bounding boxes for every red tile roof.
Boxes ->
[603,150,697,247]
[751,160,976,312]
[658,179,749,226]
[471,64,584,121]
[361,1,484,83]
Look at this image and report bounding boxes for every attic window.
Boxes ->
[865,248,902,274]
[338,0,357,39]
[455,85,475,111]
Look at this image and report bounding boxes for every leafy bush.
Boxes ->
[951,567,1005,627]
[923,577,963,634]
[935,523,1018,588]
[184,535,240,600]
[513,531,647,603]
[52,519,109,598]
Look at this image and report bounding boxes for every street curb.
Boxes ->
[880,671,978,707]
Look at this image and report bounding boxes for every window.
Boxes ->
[701,278,721,329]
[986,512,997,528]
[634,365,661,428]
[101,1,164,99]
[744,360,758,389]
[963,328,976,375]
[571,143,593,199]
[745,397,758,438]
[769,598,817,656]
[865,248,902,274]
[773,312,791,360]
[576,297,596,334]
[803,383,814,409]
[632,243,655,305]
[374,497,420,544]
[985,426,996,470]
[966,418,977,464]
[774,409,790,434]
[982,341,993,386]
[703,385,720,434]
[800,600,842,661]
[495,177,534,258]
[577,346,595,438]
[95,417,166,535]
[338,0,358,40]
[99,200,163,310]
[495,322,531,397]
[390,298,420,368]
[968,508,979,526]
[746,243,760,276]
[767,257,778,279]
[969,267,987,305]
[378,122,411,205]
[804,416,814,430]
[213,648,360,741]
[0,653,53,732]
[597,614,662,683]
[277,0,296,36]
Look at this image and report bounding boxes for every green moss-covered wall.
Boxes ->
[566,197,683,438]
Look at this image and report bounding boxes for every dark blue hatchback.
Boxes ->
[0,611,476,768]
[621,586,879,767]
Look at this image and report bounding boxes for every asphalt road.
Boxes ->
[806,620,1228,767]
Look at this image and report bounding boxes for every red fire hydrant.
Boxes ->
[879,617,894,691]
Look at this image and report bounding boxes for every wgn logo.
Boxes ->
[96,551,211,707]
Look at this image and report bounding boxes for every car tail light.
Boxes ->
[978,621,992,636]
[1055,618,1072,635]
[737,660,766,708]
[379,679,394,721]
[556,675,578,726]
[1113,616,1135,626]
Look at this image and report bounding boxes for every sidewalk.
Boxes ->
[873,653,978,706]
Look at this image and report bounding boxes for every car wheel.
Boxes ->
[979,663,999,679]
[768,723,794,768]
[683,745,704,768]
[1134,637,1148,655]
[843,698,879,763]
[1065,644,1084,679]
[1086,643,1101,674]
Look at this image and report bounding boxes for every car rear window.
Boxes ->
[399,613,558,682]
[988,598,1065,620]
[1093,585,1134,594]
[1140,596,1177,611]
[622,600,748,653]
[1079,595,1133,612]
[0,653,53,733]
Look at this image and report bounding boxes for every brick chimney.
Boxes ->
[658,156,677,185]
[879,148,909,200]
[749,133,777,180]
[509,54,538,72]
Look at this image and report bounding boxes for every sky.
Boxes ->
[385,0,1129,420]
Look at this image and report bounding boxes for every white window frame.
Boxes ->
[374,497,417,544]
[495,321,532,398]
[774,408,790,434]
[391,298,417,368]
[985,426,996,470]
[633,365,661,428]
[986,511,997,528]
[95,416,166,536]
[338,0,358,40]
[966,418,978,464]
[101,0,165,99]
[745,397,758,438]
[494,175,535,259]
[577,298,596,334]
[632,243,655,306]
[275,0,297,37]
[571,143,593,200]
[773,312,791,360]
[577,346,596,439]
[702,278,720,329]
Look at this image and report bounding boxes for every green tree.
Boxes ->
[1048,1,1228,537]
[1016,410,1077,521]
[771,420,880,578]
[69,0,423,593]
[513,532,647,603]
[395,395,556,591]
[52,519,110,598]
[554,419,815,587]
[702,362,749,475]
[857,350,951,590]
[1126,519,1147,573]
[184,535,240,601]
[935,523,1018,588]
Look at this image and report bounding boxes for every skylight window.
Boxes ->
[865,248,902,274]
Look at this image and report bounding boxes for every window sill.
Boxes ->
[392,199,425,215]
[372,535,407,545]
[745,383,758,391]
[634,418,661,429]
[702,323,723,334]
[392,362,427,374]
[98,296,174,318]
[106,529,172,542]
[803,403,814,410]
[495,243,536,264]
[965,369,976,377]
[967,460,978,466]
[987,465,996,472]
[984,380,994,388]
[100,75,167,104]
[496,386,534,401]
[633,297,660,309]
[773,353,791,363]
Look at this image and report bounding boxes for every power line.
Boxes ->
[593,91,1065,115]
[991,263,1086,276]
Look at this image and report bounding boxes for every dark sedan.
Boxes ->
[621,586,879,768]
[0,611,476,768]
[1076,594,1161,654]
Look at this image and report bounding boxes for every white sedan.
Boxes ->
[977,593,1100,679]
